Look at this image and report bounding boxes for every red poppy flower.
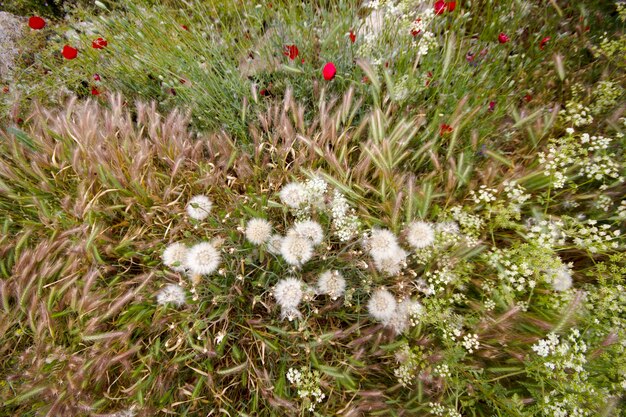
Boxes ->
[446,1,456,11]
[181,25,189,31]
[92,37,108,49]
[283,44,299,60]
[91,87,100,96]
[434,0,446,15]
[349,30,356,43]
[539,36,551,50]
[440,124,453,136]
[488,101,496,111]
[524,93,533,103]
[259,88,270,97]
[93,73,101,82]
[62,45,78,60]
[498,32,509,44]
[322,62,336,81]
[29,16,46,30]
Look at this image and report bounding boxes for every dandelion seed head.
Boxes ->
[267,234,284,254]
[405,221,435,249]
[186,195,213,220]
[290,220,324,246]
[274,277,304,310]
[157,284,186,307]
[367,228,400,258]
[245,218,272,245]
[162,242,188,272]
[373,246,407,275]
[280,234,314,266]
[186,242,221,275]
[279,182,307,208]
[368,288,397,321]
[317,270,346,300]
[549,265,573,291]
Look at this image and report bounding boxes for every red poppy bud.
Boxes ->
[440,123,453,136]
[322,62,336,81]
[434,0,446,15]
[181,25,189,31]
[93,73,101,81]
[91,87,100,96]
[28,16,46,30]
[349,30,356,43]
[524,93,532,103]
[283,44,299,60]
[498,33,509,44]
[446,1,456,11]
[92,37,108,49]
[539,36,551,50]
[488,101,496,111]
[62,45,78,60]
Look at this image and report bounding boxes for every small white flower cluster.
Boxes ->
[393,343,422,387]
[591,80,622,114]
[579,154,621,184]
[365,229,408,275]
[414,31,438,57]
[286,367,326,412]
[469,185,497,205]
[424,267,458,294]
[433,363,452,378]
[461,333,480,354]
[538,141,577,189]
[545,263,573,292]
[539,392,592,417]
[330,190,361,241]
[594,194,613,212]
[429,402,462,417]
[531,329,588,373]
[560,100,594,126]
[526,218,566,249]
[392,74,410,101]
[503,180,531,210]
[569,219,620,253]
[449,206,484,239]
[486,248,535,292]
[618,200,626,219]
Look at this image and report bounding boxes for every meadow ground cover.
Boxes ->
[0,0,625,416]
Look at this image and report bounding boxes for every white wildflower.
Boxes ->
[186,195,213,220]
[186,242,221,275]
[245,218,272,245]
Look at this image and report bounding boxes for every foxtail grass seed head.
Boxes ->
[157,284,186,307]
[279,182,307,208]
[368,288,397,322]
[280,233,314,266]
[186,242,221,275]
[162,242,188,272]
[245,218,272,245]
[405,221,435,249]
[290,220,324,246]
[186,195,213,220]
[317,270,346,300]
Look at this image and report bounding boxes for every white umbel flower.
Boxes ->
[245,218,272,245]
[405,221,435,249]
[367,228,400,258]
[280,234,314,266]
[162,242,188,272]
[367,288,397,322]
[549,265,573,291]
[317,270,346,300]
[372,246,407,275]
[267,234,284,255]
[186,242,221,275]
[291,220,324,246]
[274,277,304,320]
[186,195,213,220]
[156,284,186,307]
[279,182,307,208]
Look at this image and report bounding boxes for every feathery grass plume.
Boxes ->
[317,270,346,300]
[156,284,186,307]
[405,221,435,249]
[185,242,220,275]
[280,233,314,267]
[367,288,397,322]
[274,277,304,321]
[245,218,272,245]
[186,195,213,220]
[161,242,188,272]
[290,220,324,246]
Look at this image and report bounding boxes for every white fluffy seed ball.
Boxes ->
[274,277,304,310]
[186,195,213,220]
[279,182,307,208]
[405,221,435,249]
[372,246,407,276]
[291,220,324,246]
[156,284,186,307]
[266,234,284,255]
[367,228,400,258]
[317,270,346,300]
[367,288,397,322]
[245,218,272,245]
[162,242,188,272]
[186,242,221,275]
[280,234,314,266]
